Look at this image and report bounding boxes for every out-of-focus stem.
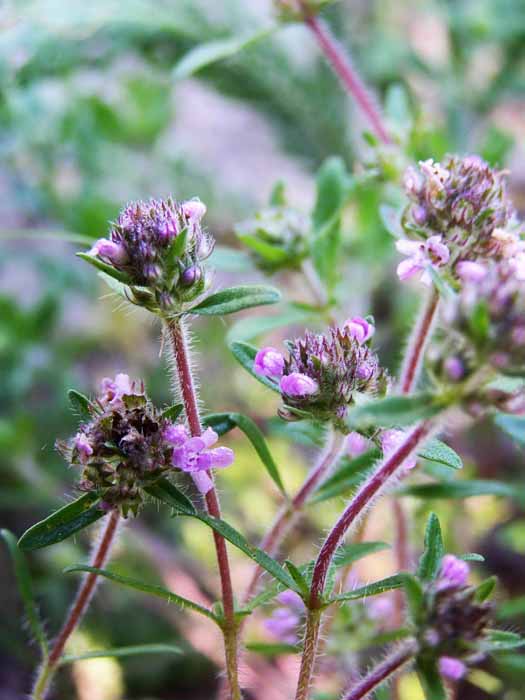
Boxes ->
[341,641,417,700]
[303,12,392,145]
[32,509,120,700]
[294,420,434,700]
[167,318,241,700]
[398,286,440,395]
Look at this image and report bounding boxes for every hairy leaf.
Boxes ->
[190,285,281,316]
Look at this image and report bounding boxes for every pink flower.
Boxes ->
[100,373,135,408]
[438,554,469,589]
[73,433,93,463]
[380,429,417,471]
[456,260,487,282]
[90,239,128,265]
[167,425,234,495]
[182,199,207,224]
[280,373,319,396]
[439,656,466,681]
[345,431,369,457]
[254,347,285,377]
[444,356,465,381]
[344,316,375,344]
[396,235,450,285]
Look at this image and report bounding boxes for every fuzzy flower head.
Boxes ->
[58,375,234,515]
[418,555,493,675]
[399,155,514,282]
[254,325,388,426]
[87,197,213,311]
[236,203,309,273]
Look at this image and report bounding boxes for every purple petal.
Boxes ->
[192,471,213,494]
[254,347,285,377]
[280,372,319,396]
[208,446,235,469]
[200,427,218,449]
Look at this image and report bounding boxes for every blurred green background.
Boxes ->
[1,1,525,698]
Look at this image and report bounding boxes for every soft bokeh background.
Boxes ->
[1,1,525,698]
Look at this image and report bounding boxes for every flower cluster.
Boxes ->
[430,257,525,392]
[417,556,493,682]
[397,155,515,284]
[88,197,213,311]
[254,318,387,426]
[58,375,234,515]
[236,203,309,273]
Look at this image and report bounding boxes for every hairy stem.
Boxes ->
[295,420,434,700]
[243,429,344,603]
[295,608,322,700]
[398,286,440,394]
[32,509,120,700]
[303,12,391,145]
[341,641,417,700]
[166,317,240,700]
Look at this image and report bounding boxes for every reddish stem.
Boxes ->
[341,641,416,700]
[399,287,440,394]
[304,13,392,145]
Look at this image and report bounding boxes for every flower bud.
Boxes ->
[344,316,375,344]
[254,347,286,377]
[439,656,466,681]
[180,265,202,287]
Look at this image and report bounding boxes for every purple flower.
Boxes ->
[182,198,207,224]
[265,590,305,645]
[396,235,450,285]
[380,429,417,471]
[344,316,375,344]
[456,261,487,283]
[90,239,128,265]
[438,554,469,590]
[280,372,319,396]
[444,356,465,382]
[345,431,368,457]
[254,347,285,377]
[166,425,235,495]
[73,432,93,464]
[439,656,466,681]
[100,373,135,408]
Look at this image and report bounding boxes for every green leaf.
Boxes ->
[76,252,133,284]
[310,449,380,504]
[474,576,498,602]
[483,630,525,652]
[190,285,281,316]
[331,574,406,603]
[284,560,309,597]
[346,394,444,430]
[161,404,184,422]
[65,566,219,622]
[311,215,341,295]
[402,574,425,623]
[418,439,463,470]
[60,643,183,665]
[203,412,286,495]
[165,227,188,273]
[417,513,444,582]
[246,642,299,656]
[173,28,275,80]
[1,529,48,657]
[398,480,523,502]
[333,541,390,568]
[68,390,93,419]
[312,157,348,229]
[460,553,485,562]
[416,658,446,700]
[229,341,281,393]
[237,234,291,264]
[18,493,105,550]
[494,413,525,447]
[145,479,196,516]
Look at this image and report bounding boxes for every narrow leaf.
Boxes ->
[18,493,104,550]
[416,658,447,700]
[418,439,462,470]
[246,642,299,656]
[60,643,183,665]
[417,513,444,582]
[346,394,444,430]
[331,574,406,602]
[161,404,184,421]
[229,341,281,393]
[474,576,498,602]
[312,157,348,229]
[76,252,133,284]
[190,285,281,316]
[203,412,286,495]
[65,566,218,622]
[1,529,48,657]
[398,480,523,502]
[284,561,309,596]
[145,479,196,516]
[68,390,93,419]
[483,630,525,652]
[173,28,275,80]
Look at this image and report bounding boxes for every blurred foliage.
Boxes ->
[1,0,525,698]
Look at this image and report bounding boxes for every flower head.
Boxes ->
[438,555,470,590]
[400,155,514,281]
[256,325,388,425]
[396,235,450,285]
[85,197,214,311]
[344,316,375,343]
